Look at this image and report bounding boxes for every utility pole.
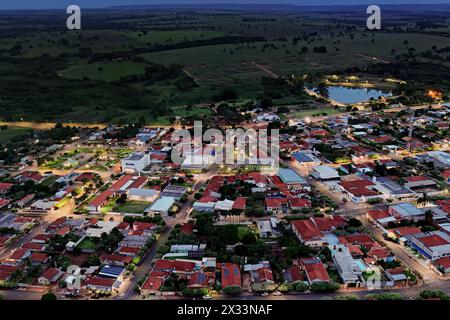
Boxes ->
[407,109,415,153]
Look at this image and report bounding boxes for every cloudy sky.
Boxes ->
[1,0,449,10]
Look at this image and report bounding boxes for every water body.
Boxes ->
[314,86,392,104]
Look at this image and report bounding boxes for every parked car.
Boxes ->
[272,291,282,296]
[261,292,269,297]
[203,295,212,300]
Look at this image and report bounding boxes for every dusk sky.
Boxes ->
[1,0,450,10]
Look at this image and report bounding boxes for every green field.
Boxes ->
[115,201,150,214]
[60,61,148,82]
[77,238,96,250]
[0,127,31,144]
[1,8,450,124]
[290,107,343,119]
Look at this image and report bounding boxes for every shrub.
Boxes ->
[310,282,340,292]
[366,293,403,300]
[294,281,309,292]
[182,288,208,297]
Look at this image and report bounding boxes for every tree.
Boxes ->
[57,255,71,271]
[41,292,57,300]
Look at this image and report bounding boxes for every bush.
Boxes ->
[182,288,208,297]
[223,285,243,296]
[310,282,340,292]
[420,290,449,300]
[41,293,57,300]
[366,293,403,300]
[278,283,293,293]
[294,281,309,292]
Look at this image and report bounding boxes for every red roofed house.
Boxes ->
[140,275,166,295]
[4,248,31,266]
[84,276,118,291]
[291,219,325,247]
[30,252,50,265]
[232,197,247,212]
[434,256,450,274]
[87,189,115,212]
[288,197,311,211]
[153,259,197,274]
[265,197,288,214]
[406,232,450,260]
[0,182,13,194]
[188,271,215,288]
[300,258,330,285]
[100,253,132,267]
[38,268,64,285]
[221,263,242,288]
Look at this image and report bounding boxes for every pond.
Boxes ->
[313,86,392,104]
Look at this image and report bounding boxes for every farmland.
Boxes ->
[0,5,450,124]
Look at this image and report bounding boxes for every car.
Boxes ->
[260,292,269,297]
[272,291,282,296]
[203,295,212,300]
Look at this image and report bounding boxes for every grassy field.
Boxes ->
[115,201,150,214]
[1,8,450,124]
[290,107,343,119]
[0,127,32,144]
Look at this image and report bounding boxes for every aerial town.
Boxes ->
[0,94,449,301]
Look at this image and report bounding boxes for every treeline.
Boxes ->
[82,36,267,61]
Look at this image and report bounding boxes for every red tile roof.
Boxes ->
[288,197,311,209]
[221,263,241,288]
[180,222,195,234]
[367,209,390,221]
[84,276,115,287]
[265,197,288,209]
[391,227,422,237]
[420,234,449,247]
[232,197,247,210]
[339,179,378,197]
[301,258,330,282]
[128,176,148,189]
[435,256,450,269]
[153,259,196,273]
[30,252,49,263]
[40,268,62,281]
[88,189,115,208]
[110,175,134,191]
[291,220,322,242]
[141,276,164,292]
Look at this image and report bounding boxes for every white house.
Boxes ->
[121,152,150,174]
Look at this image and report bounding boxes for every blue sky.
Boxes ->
[1,1,450,10]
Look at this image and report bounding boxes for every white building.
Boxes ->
[121,152,150,174]
[329,245,365,287]
[257,218,280,238]
[127,188,159,202]
[147,197,175,216]
[389,203,424,222]
[406,231,450,260]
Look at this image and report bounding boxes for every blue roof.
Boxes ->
[99,265,125,278]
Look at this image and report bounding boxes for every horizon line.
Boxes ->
[1,2,450,11]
